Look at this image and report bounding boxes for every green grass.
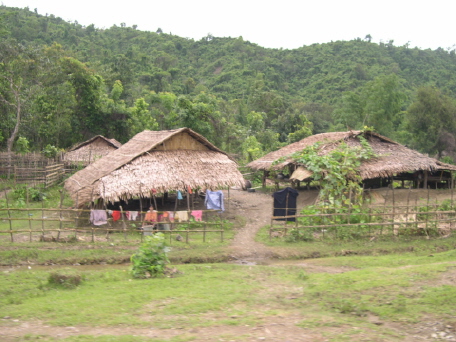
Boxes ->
[1,250,456,341]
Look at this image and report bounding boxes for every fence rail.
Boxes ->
[0,206,227,244]
[270,208,456,239]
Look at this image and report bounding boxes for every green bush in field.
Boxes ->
[47,269,84,289]
[130,233,171,279]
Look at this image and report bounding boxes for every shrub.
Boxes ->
[131,233,171,279]
[47,269,84,289]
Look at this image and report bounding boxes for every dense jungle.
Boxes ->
[2,5,456,164]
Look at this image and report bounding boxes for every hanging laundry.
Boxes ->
[205,190,225,212]
[167,211,175,222]
[125,211,131,220]
[112,210,121,222]
[177,190,183,200]
[191,210,203,221]
[187,186,193,194]
[175,210,189,222]
[90,210,108,226]
[161,211,170,222]
[129,211,139,221]
[272,187,299,221]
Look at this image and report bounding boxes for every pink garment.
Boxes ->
[168,211,175,222]
[191,210,203,222]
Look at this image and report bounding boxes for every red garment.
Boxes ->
[187,186,193,194]
[112,210,121,222]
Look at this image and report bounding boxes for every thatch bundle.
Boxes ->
[247,131,456,180]
[65,128,245,205]
[64,135,121,165]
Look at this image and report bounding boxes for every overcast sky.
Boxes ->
[2,0,455,51]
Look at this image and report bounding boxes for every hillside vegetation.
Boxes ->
[2,5,456,163]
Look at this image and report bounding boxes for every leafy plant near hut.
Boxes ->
[291,135,376,206]
[130,233,171,279]
[286,135,378,241]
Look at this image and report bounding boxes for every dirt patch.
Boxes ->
[225,188,319,261]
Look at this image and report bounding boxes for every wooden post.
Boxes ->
[391,184,396,235]
[405,186,411,231]
[27,188,32,242]
[227,187,230,212]
[41,197,45,238]
[5,190,13,242]
[424,170,428,190]
[152,193,158,211]
[381,187,389,236]
[120,205,127,240]
[284,191,289,227]
[57,190,64,240]
[424,187,430,237]
[203,222,206,243]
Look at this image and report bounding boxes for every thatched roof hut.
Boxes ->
[64,135,122,166]
[64,128,245,206]
[247,131,456,185]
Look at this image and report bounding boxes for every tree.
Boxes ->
[128,98,158,136]
[406,86,456,157]
[333,74,406,137]
[0,40,41,172]
[60,56,106,140]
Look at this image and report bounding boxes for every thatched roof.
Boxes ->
[247,131,456,180]
[64,128,245,205]
[64,135,122,165]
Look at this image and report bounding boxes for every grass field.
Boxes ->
[1,183,456,341]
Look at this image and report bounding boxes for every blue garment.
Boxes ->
[177,190,183,200]
[205,190,224,212]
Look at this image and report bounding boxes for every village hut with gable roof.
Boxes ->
[63,135,122,167]
[247,130,456,189]
[64,128,245,207]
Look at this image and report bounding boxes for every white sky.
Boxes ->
[2,0,455,51]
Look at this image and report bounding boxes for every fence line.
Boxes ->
[0,206,227,244]
[270,201,456,240]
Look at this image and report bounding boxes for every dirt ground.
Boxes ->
[2,187,456,341]
[225,187,456,260]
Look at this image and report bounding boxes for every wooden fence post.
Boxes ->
[5,190,13,242]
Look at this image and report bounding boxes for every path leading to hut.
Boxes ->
[224,187,456,261]
[225,188,320,261]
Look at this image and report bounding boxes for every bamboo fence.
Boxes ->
[270,187,456,240]
[0,186,227,245]
[0,152,65,187]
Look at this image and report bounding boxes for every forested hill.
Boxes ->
[2,5,456,163]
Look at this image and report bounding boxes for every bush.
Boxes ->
[131,233,171,279]
[47,269,84,289]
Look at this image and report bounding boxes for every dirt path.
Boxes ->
[224,187,456,261]
[225,188,319,261]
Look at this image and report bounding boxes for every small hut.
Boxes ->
[64,128,245,206]
[63,135,122,167]
[247,131,456,189]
